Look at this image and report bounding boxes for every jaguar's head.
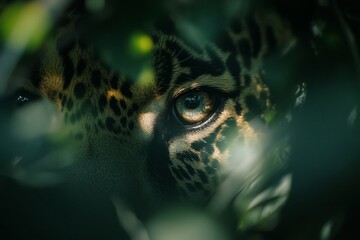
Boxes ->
[14,9,294,220]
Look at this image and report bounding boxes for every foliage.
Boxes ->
[0,0,359,239]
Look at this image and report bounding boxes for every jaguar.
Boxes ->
[1,1,300,238]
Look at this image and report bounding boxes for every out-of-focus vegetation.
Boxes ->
[0,0,359,239]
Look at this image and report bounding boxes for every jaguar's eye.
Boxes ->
[174,91,214,124]
[15,89,40,107]
[17,95,30,103]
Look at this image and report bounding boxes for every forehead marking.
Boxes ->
[107,89,124,101]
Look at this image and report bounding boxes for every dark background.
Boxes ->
[0,0,359,239]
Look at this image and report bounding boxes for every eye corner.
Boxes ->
[13,88,41,107]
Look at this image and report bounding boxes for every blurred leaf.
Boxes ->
[130,33,154,56]
[0,2,51,51]
[263,108,277,124]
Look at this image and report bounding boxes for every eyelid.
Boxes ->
[171,83,205,100]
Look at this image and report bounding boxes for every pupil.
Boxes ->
[185,95,201,109]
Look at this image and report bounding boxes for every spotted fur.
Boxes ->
[25,9,295,208]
